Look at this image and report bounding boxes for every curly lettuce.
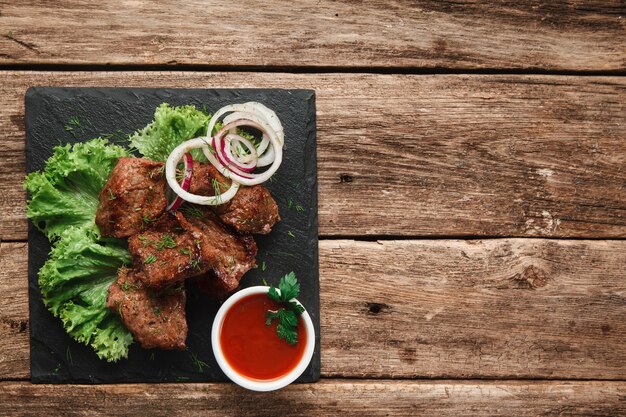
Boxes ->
[129,103,257,163]
[25,138,129,240]
[129,103,210,162]
[40,227,133,361]
[24,138,133,362]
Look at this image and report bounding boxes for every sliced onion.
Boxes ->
[221,133,257,172]
[166,152,193,212]
[203,110,283,186]
[165,137,240,206]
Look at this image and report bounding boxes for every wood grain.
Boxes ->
[2,239,624,380]
[1,72,625,239]
[1,380,624,416]
[0,242,28,378]
[0,1,624,71]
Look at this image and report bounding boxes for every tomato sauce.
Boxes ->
[220,293,307,381]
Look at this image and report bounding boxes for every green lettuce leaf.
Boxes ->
[24,138,129,240]
[40,226,133,362]
[129,103,210,162]
[128,103,257,163]
[25,138,134,362]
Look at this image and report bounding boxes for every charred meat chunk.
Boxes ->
[189,163,280,234]
[96,157,167,238]
[128,212,208,289]
[106,267,187,350]
[130,210,257,291]
[181,209,257,294]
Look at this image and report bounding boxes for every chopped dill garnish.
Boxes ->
[261,261,267,271]
[64,116,84,137]
[189,352,209,372]
[144,254,157,264]
[181,204,204,219]
[156,234,177,250]
[66,346,73,365]
[138,235,154,246]
[287,230,295,238]
[190,257,201,271]
[119,280,139,292]
[211,178,226,204]
[295,204,305,212]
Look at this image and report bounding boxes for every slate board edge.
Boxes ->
[25,87,320,384]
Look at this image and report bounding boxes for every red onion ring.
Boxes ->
[166,152,193,212]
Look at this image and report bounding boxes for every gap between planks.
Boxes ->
[1,64,626,77]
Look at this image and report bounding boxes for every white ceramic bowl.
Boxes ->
[211,286,315,392]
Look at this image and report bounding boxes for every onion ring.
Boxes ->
[166,152,193,212]
[165,137,240,205]
[204,116,283,186]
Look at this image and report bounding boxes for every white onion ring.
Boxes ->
[222,133,257,172]
[166,152,193,212]
[166,137,240,205]
[204,112,283,186]
[214,102,284,146]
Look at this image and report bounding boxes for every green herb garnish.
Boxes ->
[144,254,157,264]
[66,346,73,365]
[156,234,177,250]
[64,116,84,137]
[190,352,209,372]
[180,204,204,219]
[265,272,304,345]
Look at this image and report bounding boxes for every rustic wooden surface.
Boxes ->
[0,1,624,71]
[1,381,624,417]
[1,72,625,240]
[1,1,625,416]
[1,239,625,381]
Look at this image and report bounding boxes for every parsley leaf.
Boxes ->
[289,301,305,315]
[265,272,304,345]
[279,271,299,302]
[268,286,281,303]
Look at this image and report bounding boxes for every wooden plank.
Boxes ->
[0,242,28,379]
[1,239,625,380]
[1,72,625,239]
[0,1,624,71]
[0,380,624,416]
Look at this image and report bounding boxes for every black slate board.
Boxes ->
[25,87,319,384]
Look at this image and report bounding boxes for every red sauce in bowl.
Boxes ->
[219,293,307,381]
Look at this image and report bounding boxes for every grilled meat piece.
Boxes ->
[130,210,257,291]
[189,163,280,234]
[182,209,257,294]
[128,212,208,289]
[96,157,167,238]
[191,275,234,301]
[107,267,187,350]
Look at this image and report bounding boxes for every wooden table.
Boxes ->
[1,2,625,415]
